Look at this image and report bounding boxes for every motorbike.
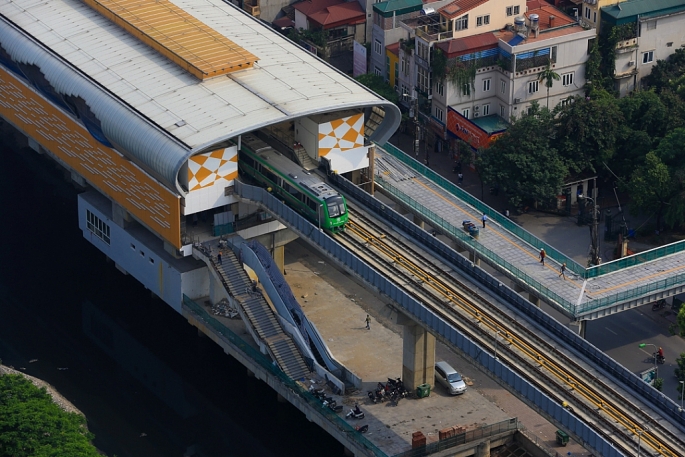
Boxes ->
[652,299,666,311]
[346,403,365,419]
[654,353,665,364]
[322,398,343,412]
[355,424,369,434]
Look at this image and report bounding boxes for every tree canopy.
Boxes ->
[478,103,567,208]
[0,374,100,457]
[355,74,399,105]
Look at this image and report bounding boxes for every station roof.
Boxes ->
[0,0,399,194]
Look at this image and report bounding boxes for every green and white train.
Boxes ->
[238,134,349,232]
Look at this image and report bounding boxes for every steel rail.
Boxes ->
[339,210,683,457]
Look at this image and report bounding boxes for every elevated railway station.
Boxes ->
[2,1,685,456]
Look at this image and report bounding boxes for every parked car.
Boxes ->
[435,361,467,395]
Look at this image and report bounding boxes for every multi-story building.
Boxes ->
[370,0,425,80]
[601,0,685,97]
[429,1,595,149]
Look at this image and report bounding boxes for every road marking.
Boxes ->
[604,327,618,335]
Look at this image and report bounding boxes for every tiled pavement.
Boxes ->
[373,146,685,317]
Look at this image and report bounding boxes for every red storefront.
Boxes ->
[446,106,506,150]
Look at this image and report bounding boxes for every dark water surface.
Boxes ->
[0,143,345,456]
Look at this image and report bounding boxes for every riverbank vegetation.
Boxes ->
[0,371,100,457]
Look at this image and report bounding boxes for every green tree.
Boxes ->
[538,61,560,109]
[675,351,685,382]
[355,74,399,105]
[0,374,100,457]
[624,151,673,232]
[478,103,567,208]
[618,90,668,140]
[553,91,623,174]
[677,299,685,338]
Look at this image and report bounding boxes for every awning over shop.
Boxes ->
[446,107,507,149]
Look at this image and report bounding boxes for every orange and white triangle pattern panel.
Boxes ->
[318,113,364,157]
[187,148,237,191]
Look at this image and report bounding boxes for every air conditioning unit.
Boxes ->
[474,105,480,111]
[514,98,522,103]
[628,60,635,66]
[474,112,480,117]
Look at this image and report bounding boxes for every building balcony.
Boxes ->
[615,38,638,50]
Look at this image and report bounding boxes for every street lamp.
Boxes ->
[638,343,658,379]
[579,194,600,266]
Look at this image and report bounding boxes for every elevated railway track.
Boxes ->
[336,207,685,457]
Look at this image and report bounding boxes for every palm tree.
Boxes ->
[538,61,560,109]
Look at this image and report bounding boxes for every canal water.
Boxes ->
[0,141,346,456]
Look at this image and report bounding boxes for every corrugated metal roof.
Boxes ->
[0,0,399,194]
[601,0,685,23]
[435,32,499,57]
[373,0,423,16]
[82,0,258,80]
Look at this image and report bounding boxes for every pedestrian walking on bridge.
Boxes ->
[481,214,487,228]
[539,248,546,265]
[558,263,567,280]
[365,314,371,330]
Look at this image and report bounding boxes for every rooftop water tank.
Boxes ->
[529,13,539,29]
[514,16,526,32]
[421,7,435,15]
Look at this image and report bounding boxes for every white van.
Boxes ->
[435,361,467,395]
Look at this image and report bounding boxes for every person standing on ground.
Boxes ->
[558,262,567,280]
[365,314,371,330]
[539,248,546,265]
[458,172,463,185]
[481,213,487,228]
[217,251,222,264]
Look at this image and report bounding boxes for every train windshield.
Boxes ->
[326,196,346,218]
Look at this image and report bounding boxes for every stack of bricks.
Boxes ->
[439,425,467,440]
[411,431,427,449]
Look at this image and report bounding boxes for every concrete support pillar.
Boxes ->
[513,282,525,294]
[468,250,480,267]
[475,440,491,457]
[417,219,425,230]
[529,294,540,307]
[400,318,436,391]
[579,319,587,339]
[272,245,285,274]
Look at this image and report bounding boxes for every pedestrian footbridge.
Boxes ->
[371,144,685,327]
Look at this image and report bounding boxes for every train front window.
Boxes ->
[326,197,345,218]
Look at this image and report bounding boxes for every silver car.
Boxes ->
[435,361,467,395]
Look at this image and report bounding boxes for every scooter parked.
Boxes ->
[346,403,365,419]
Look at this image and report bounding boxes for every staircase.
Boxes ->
[293,144,319,171]
[214,251,309,380]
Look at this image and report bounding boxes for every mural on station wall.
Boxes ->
[187,148,237,191]
[318,113,365,156]
[0,67,182,248]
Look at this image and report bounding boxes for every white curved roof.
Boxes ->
[0,0,399,193]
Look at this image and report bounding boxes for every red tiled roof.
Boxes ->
[308,2,365,28]
[386,42,400,56]
[435,32,499,58]
[526,0,575,29]
[273,16,295,29]
[439,0,488,20]
[292,0,342,15]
